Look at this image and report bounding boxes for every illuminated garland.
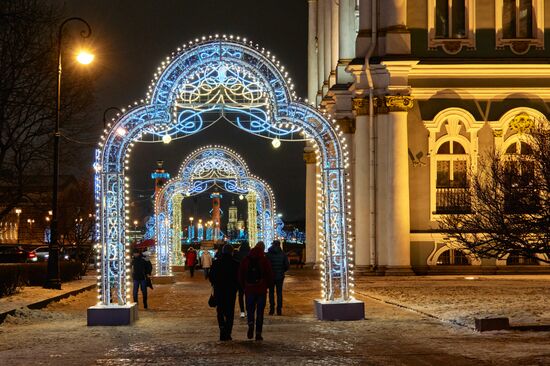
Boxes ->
[94,35,353,306]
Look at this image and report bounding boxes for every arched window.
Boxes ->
[503,140,538,213]
[435,140,470,214]
[436,249,470,265]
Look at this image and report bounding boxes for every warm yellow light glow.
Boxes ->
[76,50,94,65]
[271,137,281,148]
[162,134,172,144]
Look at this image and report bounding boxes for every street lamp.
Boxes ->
[15,208,21,244]
[103,107,122,129]
[45,17,93,290]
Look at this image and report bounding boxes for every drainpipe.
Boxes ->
[363,0,377,269]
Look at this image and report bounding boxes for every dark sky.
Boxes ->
[60,0,309,223]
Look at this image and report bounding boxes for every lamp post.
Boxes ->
[103,106,122,129]
[45,17,93,290]
[15,208,21,244]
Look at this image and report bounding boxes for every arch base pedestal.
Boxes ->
[314,299,365,321]
[87,303,138,326]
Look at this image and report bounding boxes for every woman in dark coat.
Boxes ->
[209,244,240,341]
[233,241,250,318]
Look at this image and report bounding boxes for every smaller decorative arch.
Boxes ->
[153,146,277,277]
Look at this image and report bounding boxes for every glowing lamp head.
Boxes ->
[239,194,244,200]
[271,137,281,149]
[76,50,94,65]
[162,134,172,144]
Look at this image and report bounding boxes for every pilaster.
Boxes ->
[308,0,319,103]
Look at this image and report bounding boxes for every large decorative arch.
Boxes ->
[93,35,353,308]
[154,146,277,277]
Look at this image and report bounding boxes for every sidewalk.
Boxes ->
[0,277,95,323]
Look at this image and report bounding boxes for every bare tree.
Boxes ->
[439,120,550,263]
[0,0,94,222]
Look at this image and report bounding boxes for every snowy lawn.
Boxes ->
[355,275,550,328]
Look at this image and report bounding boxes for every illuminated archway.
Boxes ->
[154,145,277,276]
[93,35,353,311]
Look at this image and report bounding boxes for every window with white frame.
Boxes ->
[428,0,475,53]
[496,0,544,54]
[435,140,471,214]
[435,0,467,39]
[502,0,534,39]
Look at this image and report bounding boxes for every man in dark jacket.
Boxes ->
[266,240,290,315]
[238,241,273,341]
[233,241,250,318]
[132,250,152,309]
[209,244,240,341]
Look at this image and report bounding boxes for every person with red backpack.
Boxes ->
[238,241,273,341]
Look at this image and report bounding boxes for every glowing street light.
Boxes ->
[162,134,172,144]
[76,50,94,64]
[46,17,93,290]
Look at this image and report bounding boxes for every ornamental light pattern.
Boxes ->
[94,35,353,306]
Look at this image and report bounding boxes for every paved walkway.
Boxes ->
[1,270,549,365]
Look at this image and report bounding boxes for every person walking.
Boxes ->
[238,241,273,341]
[209,244,240,341]
[266,240,290,315]
[132,250,152,309]
[200,249,213,279]
[186,247,198,278]
[233,241,250,318]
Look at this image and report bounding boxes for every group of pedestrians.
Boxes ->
[131,240,290,342]
[210,240,289,341]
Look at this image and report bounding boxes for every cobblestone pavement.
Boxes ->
[1,269,550,365]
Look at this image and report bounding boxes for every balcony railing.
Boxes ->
[436,187,471,214]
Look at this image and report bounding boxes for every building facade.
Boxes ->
[305,0,550,274]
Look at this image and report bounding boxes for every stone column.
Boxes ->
[378,96,413,274]
[352,98,371,272]
[339,0,356,60]
[324,0,332,90]
[379,0,410,54]
[308,0,318,103]
[317,0,325,100]
[304,147,317,266]
[330,0,339,86]
[356,0,372,57]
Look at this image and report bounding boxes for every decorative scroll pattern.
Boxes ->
[95,37,350,305]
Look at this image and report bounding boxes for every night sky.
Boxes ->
[59,0,309,224]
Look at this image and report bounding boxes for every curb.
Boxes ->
[0,283,96,325]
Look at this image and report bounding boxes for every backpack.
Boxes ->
[246,257,262,284]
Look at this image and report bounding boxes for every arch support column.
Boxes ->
[304,147,318,266]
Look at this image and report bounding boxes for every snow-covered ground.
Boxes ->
[356,275,550,328]
[0,277,95,315]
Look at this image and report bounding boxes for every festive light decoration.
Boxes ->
[153,146,277,274]
[94,36,351,306]
[271,137,281,148]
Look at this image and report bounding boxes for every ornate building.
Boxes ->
[306,0,550,274]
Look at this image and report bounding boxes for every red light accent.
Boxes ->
[28,252,36,258]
